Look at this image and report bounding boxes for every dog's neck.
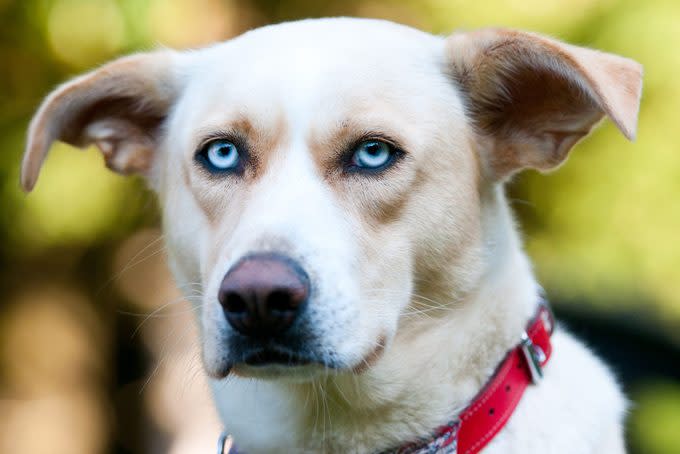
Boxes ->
[238,184,542,452]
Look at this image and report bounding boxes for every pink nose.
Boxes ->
[218,254,310,338]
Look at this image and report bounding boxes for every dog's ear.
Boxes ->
[446,29,642,179]
[21,50,182,192]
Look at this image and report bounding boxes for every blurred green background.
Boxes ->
[0,0,678,453]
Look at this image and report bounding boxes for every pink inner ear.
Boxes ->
[21,51,178,192]
[470,54,602,138]
[448,29,642,178]
[85,119,157,175]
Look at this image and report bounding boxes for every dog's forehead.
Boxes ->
[207,17,442,74]
[176,19,447,134]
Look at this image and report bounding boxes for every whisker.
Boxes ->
[127,295,203,338]
[141,322,194,394]
[98,224,203,296]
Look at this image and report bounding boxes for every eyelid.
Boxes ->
[351,133,402,151]
[335,132,399,163]
[194,129,244,154]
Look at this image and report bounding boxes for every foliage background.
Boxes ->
[0,0,678,453]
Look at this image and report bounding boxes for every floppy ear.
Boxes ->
[21,50,181,192]
[446,29,643,179]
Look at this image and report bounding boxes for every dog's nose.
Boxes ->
[218,254,310,337]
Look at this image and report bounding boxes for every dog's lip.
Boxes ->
[241,349,313,367]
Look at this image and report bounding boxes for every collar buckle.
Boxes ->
[217,432,234,454]
[520,331,546,384]
[538,298,555,335]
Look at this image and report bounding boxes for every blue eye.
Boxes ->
[352,140,395,170]
[199,139,240,171]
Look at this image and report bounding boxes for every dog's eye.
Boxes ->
[198,139,241,172]
[351,140,396,170]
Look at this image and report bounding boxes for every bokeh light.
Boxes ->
[0,285,108,454]
[47,0,126,68]
[15,144,134,251]
[148,0,233,48]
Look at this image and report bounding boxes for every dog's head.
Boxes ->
[21,19,641,380]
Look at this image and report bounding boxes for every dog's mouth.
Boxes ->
[242,349,313,367]
[220,332,389,379]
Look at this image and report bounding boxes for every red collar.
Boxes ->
[218,302,554,454]
[380,301,555,454]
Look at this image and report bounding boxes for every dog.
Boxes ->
[21,18,642,453]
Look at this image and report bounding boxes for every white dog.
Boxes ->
[21,18,641,453]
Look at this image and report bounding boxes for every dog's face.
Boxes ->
[21,19,641,380]
[161,21,483,379]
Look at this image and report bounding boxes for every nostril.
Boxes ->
[267,290,295,313]
[224,292,248,313]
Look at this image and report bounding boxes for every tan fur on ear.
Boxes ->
[446,29,643,178]
[21,51,180,192]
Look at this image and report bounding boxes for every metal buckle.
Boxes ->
[537,299,556,335]
[520,331,546,384]
[217,432,234,454]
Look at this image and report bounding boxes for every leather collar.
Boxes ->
[218,301,554,454]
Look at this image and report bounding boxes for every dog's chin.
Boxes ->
[231,362,334,381]
[231,348,338,380]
